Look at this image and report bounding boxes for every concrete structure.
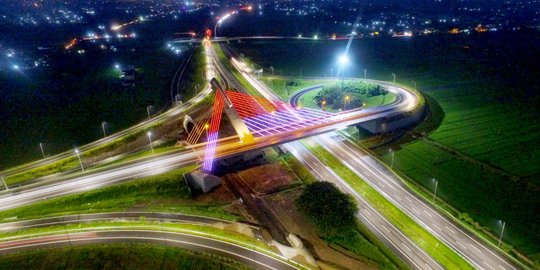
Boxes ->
[184,170,221,193]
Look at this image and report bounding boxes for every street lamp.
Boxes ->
[321,100,326,110]
[147,131,154,154]
[74,148,85,173]
[39,142,46,159]
[392,73,396,83]
[432,178,438,203]
[204,123,210,138]
[364,68,367,79]
[1,175,8,190]
[101,122,107,138]
[338,54,349,89]
[344,95,350,110]
[498,220,506,247]
[146,105,152,119]
[389,148,395,168]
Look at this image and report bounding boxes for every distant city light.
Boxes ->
[12,64,20,70]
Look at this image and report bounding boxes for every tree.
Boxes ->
[296,181,358,236]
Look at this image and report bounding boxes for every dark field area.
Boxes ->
[230,32,540,259]
[0,40,189,168]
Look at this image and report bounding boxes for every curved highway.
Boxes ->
[0,229,298,270]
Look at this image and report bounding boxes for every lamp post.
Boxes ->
[339,54,349,90]
[101,122,107,138]
[389,148,395,168]
[39,142,46,159]
[74,148,85,173]
[147,105,152,119]
[344,95,350,110]
[392,73,396,83]
[147,132,154,154]
[1,176,8,190]
[364,68,367,79]
[204,123,209,139]
[321,100,326,110]
[432,178,438,203]
[498,220,506,247]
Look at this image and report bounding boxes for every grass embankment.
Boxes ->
[0,243,252,270]
[0,167,237,222]
[4,120,165,187]
[306,143,473,270]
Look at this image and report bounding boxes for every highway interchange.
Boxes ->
[0,38,525,269]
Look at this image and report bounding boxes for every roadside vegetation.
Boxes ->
[296,182,406,270]
[0,243,252,270]
[0,166,238,222]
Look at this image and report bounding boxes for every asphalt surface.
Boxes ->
[0,230,298,270]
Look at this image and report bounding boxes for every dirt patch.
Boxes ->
[237,164,293,195]
[264,189,379,270]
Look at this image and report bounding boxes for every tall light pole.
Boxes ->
[344,95,350,110]
[204,123,209,139]
[413,80,417,90]
[432,178,438,203]
[147,105,152,119]
[39,142,46,159]
[339,54,349,90]
[364,68,367,79]
[101,122,107,138]
[392,73,396,83]
[147,131,154,154]
[1,175,8,190]
[389,148,395,168]
[74,148,85,173]
[498,220,506,247]
[321,100,326,110]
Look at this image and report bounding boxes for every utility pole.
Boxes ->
[39,142,46,159]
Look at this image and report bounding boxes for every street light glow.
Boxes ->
[339,54,349,66]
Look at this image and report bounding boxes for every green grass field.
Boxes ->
[0,243,252,270]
